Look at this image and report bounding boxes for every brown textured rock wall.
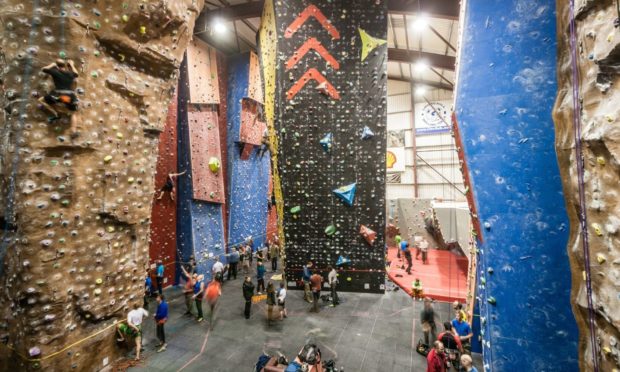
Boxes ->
[0,1,202,370]
[554,0,620,370]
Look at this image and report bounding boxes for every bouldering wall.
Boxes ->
[149,91,178,289]
[0,1,203,370]
[554,1,620,370]
[455,0,579,370]
[259,0,387,293]
[226,53,270,251]
[177,40,227,281]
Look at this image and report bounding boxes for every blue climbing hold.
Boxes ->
[333,183,357,206]
[320,133,333,152]
[336,256,351,266]
[361,126,374,140]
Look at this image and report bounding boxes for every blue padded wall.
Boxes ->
[455,1,579,371]
[226,54,270,251]
[176,57,226,283]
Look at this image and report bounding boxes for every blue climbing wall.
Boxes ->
[455,1,579,370]
[176,56,226,283]
[226,54,270,251]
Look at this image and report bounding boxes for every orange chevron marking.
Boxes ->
[286,37,340,70]
[284,4,340,40]
[287,68,340,100]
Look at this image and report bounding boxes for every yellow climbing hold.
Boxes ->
[96,278,103,285]
[107,226,115,233]
[607,32,614,42]
[605,114,614,122]
[603,346,611,355]
[592,223,603,236]
[359,28,387,61]
[103,155,113,163]
[582,271,586,281]
[597,157,606,166]
[140,26,147,35]
[597,253,607,264]
[128,177,135,183]
[116,132,123,139]
[122,14,129,22]
[94,288,102,296]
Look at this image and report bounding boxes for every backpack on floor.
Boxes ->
[415,339,429,357]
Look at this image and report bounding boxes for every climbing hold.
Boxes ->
[597,253,607,264]
[290,206,301,214]
[95,278,103,285]
[602,346,612,355]
[140,26,147,35]
[361,126,374,140]
[597,156,606,166]
[487,297,497,305]
[359,28,387,61]
[336,256,351,266]
[325,225,337,236]
[208,157,220,173]
[122,14,129,22]
[332,183,357,206]
[483,221,491,231]
[487,267,494,274]
[127,177,135,183]
[359,225,376,245]
[592,223,603,236]
[320,133,333,152]
[29,347,41,357]
[103,155,112,163]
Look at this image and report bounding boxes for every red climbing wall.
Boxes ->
[188,108,226,203]
[240,99,267,145]
[186,39,220,104]
[149,93,178,287]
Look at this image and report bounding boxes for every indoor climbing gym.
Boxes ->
[0,0,616,371]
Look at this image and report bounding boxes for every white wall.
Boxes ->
[386,79,465,202]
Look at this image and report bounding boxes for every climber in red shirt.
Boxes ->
[426,340,447,372]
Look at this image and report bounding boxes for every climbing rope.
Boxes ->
[568,0,600,370]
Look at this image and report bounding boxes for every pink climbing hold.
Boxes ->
[359,225,376,245]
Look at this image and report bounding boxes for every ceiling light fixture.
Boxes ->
[411,14,429,31]
[212,19,227,34]
[414,60,427,72]
[415,86,427,96]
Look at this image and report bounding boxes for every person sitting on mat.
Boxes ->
[411,278,424,301]
[39,59,80,136]
[156,170,186,201]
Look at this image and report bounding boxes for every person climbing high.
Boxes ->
[156,170,186,201]
[38,59,80,136]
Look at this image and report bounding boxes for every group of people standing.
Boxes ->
[302,261,339,312]
[421,299,477,372]
[395,234,430,275]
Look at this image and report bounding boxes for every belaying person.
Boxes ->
[155,260,165,295]
[228,247,240,280]
[192,274,206,322]
[154,294,168,353]
[302,261,313,303]
[38,59,80,136]
[327,265,339,306]
[180,264,197,316]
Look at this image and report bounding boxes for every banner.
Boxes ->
[386,147,405,172]
[415,100,451,135]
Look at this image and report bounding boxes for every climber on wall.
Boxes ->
[156,170,186,201]
[38,58,80,137]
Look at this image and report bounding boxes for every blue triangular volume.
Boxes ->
[320,133,333,152]
[361,126,374,140]
[336,255,351,266]
[333,183,357,206]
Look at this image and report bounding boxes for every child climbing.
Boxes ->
[157,170,186,201]
[38,59,80,137]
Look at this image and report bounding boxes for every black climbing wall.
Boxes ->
[274,0,387,293]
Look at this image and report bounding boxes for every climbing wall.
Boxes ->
[554,1,620,370]
[455,0,579,370]
[177,42,227,281]
[149,92,179,287]
[259,0,387,293]
[226,53,271,251]
[0,1,203,370]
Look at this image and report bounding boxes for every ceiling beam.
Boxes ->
[388,0,459,20]
[197,0,459,26]
[389,77,453,91]
[388,48,455,71]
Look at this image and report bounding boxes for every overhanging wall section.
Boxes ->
[265,0,388,293]
[455,0,579,370]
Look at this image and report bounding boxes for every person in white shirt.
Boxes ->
[116,303,149,360]
[419,238,429,264]
[328,266,339,306]
[212,257,225,282]
[278,282,287,320]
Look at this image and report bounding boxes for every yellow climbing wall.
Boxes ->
[258,0,285,248]
[0,1,203,370]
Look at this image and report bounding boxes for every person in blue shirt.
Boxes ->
[451,311,473,352]
[144,270,152,309]
[156,260,164,295]
[302,261,313,302]
[154,294,168,353]
[256,261,266,294]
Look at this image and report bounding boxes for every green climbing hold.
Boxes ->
[325,225,337,236]
[59,51,67,59]
[91,71,99,78]
[290,206,301,214]
[480,277,486,285]
[61,200,70,206]
[487,297,497,305]
[50,160,58,166]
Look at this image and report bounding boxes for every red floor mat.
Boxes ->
[387,247,468,303]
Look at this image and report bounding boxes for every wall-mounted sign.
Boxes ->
[386,147,405,172]
[386,173,401,183]
[415,100,451,135]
